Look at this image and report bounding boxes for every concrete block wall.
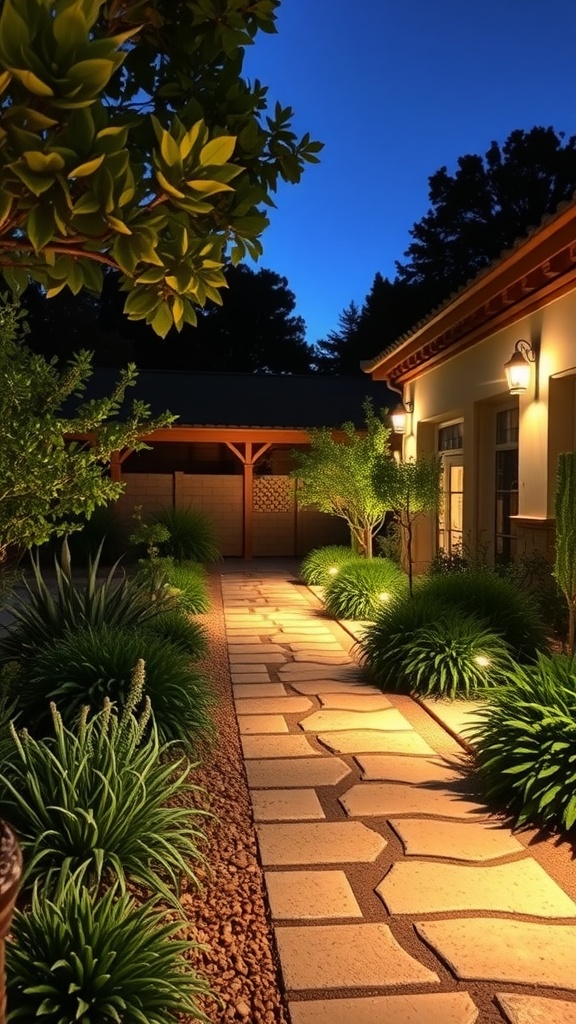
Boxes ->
[116,474,173,524]
[253,512,296,556]
[181,474,243,556]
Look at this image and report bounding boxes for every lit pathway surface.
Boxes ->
[220,565,576,1024]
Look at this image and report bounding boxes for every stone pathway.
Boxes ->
[221,567,576,1024]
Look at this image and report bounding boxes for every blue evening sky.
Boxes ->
[243,0,576,347]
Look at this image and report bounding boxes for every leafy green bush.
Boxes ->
[500,551,567,639]
[469,653,576,832]
[359,592,448,691]
[142,609,208,659]
[0,540,175,662]
[300,545,356,586]
[6,873,212,1024]
[395,610,513,698]
[323,557,408,620]
[0,688,207,901]
[416,570,548,660]
[20,627,214,747]
[136,557,210,614]
[153,506,221,564]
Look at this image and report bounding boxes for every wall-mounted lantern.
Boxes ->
[504,340,537,395]
[391,401,414,434]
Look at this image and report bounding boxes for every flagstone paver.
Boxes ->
[256,822,387,865]
[288,992,480,1024]
[318,693,394,710]
[319,730,435,755]
[378,859,576,917]
[221,568,576,1022]
[237,714,288,734]
[356,753,461,783]
[251,788,325,821]
[340,781,488,819]
[241,734,322,758]
[232,683,288,698]
[300,708,413,732]
[245,757,351,789]
[265,870,362,919]
[275,923,439,990]
[415,918,576,988]
[390,817,525,861]
[496,994,576,1024]
[234,696,313,715]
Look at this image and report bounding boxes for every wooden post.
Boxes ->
[244,451,254,561]
[0,822,22,1023]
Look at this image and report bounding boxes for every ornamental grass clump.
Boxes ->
[136,557,210,614]
[469,653,576,832]
[6,873,212,1024]
[153,506,222,564]
[0,539,175,663]
[142,609,208,659]
[299,545,357,586]
[395,610,514,699]
[0,672,208,902]
[359,592,447,691]
[323,557,408,621]
[20,626,214,748]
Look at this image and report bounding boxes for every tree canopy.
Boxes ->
[0,0,321,337]
[0,298,173,564]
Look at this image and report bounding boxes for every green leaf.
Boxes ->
[27,204,55,251]
[9,67,54,97]
[69,154,105,178]
[23,151,65,174]
[200,135,236,166]
[150,302,174,338]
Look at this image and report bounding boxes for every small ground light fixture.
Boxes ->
[328,565,338,576]
[474,655,490,667]
[378,592,390,602]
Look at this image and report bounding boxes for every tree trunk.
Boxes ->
[0,822,22,1023]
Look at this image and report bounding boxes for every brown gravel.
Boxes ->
[179,570,288,1024]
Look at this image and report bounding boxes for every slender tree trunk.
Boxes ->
[569,601,576,655]
[406,518,413,596]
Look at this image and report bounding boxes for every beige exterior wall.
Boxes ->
[393,286,576,569]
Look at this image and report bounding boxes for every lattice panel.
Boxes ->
[254,476,294,513]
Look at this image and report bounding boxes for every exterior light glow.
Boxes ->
[391,401,414,435]
[378,591,390,602]
[504,340,536,395]
[328,565,338,576]
[474,655,490,667]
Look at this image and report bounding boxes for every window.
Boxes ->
[438,422,463,555]
[494,407,518,564]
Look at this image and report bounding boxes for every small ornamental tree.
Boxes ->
[0,0,321,338]
[373,455,442,595]
[291,400,393,558]
[554,452,576,652]
[0,299,174,566]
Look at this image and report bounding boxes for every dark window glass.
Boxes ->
[496,407,519,445]
[438,423,463,452]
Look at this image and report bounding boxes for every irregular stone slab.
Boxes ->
[300,709,412,733]
[227,628,275,635]
[293,651,351,664]
[230,668,270,681]
[415,918,576,988]
[237,715,288,735]
[420,698,485,740]
[233,683,287,698]
[356,754,461,783]
[228,644,287,654]
[288,642,344,651]
[271,631,336,641]
[251,788,325,821]
[229,652,288,664]
[280,666,364,682]
[257,822,387,865]
[234,696,313,715]
[390,818,524,862]
[245,757,351,788]
[319,694,393,711]
[291,680,382,696]
[320,731,435,755]
[340,782,487,819]
[241,735,321,759]
[265,870,362,919]
[275,923,438,990]
[497,994,576,1024]
[378,859,576,917]
[289,992,479,1024]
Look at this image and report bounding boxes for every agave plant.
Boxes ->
[6,872,212,1024]
[0,671,208,902]
[469,653,576,832]
[0,539,176,662]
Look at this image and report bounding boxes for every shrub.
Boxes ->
[500,551,567,640]
[61,504,126,566]
[469,653,576,832]
[395,610,514,699]
[20,627,214,747]
[416,569,548,661]
[323,557,408,620]
[359,592,449,691]
[300,545,356,587]
[153,506,221,564]
[136,558,210,614]
[0,688,208,901]
[0,540,175,663]
[6,873,212,1024]
[142,610,208,659]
